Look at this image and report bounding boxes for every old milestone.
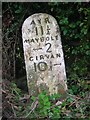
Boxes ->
[22,13,67,96]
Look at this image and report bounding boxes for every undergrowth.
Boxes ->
[3,81,89,119]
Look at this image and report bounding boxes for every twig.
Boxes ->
[11,103,17,117]
[7,101,17,117]
[3,8,10,14]
[25,97,38,118]
[68,101,76,107]
[2,89,7,94]
[67,93,81,100]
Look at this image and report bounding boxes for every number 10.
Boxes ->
[34,62,48,72]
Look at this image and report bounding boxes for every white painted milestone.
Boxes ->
[22,13,67,96]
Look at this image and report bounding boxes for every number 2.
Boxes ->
[45,43,52,52]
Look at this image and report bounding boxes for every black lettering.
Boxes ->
[55,35,58,40]
[45,54,49,59]
[45,43,52,52]
[50,61,52,71]
[36,56,38,60]
[29,57,33,61]
[30,20,36,25]
[35,27,38,35]
[31,39,35,43]
[47,25,50,30]
[24,39,29,43]
[47,30,50,35]
[45,17,50,23]
[46,37,49,41]
[56,53,61,58]
[40,26,43,35]
[38,19,41,24]
[54,63,61,66]
[40,55,44,60]
[38,62,48,71]
[40,37,44,42]
[35,38,39,43]
[51,36,54,41]
[46,25,50,35]
[34,63,37,72]
[51,54,54,58]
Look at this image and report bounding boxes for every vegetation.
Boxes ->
[2,2,90,119]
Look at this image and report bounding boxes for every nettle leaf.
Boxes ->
[60,18,68,25]
[63,29,68,35]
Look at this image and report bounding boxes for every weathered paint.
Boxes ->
[22,13,67,96]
